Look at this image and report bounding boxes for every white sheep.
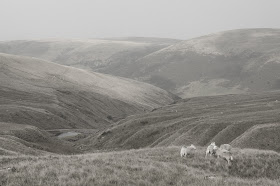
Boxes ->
[180,144,196,157]
[205,142,218,157]
[216,148,233,165]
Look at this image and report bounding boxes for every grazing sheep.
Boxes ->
[180,144,196,157]
[216,148,233,165]
[220,144,232,152]
[205,142,218,157]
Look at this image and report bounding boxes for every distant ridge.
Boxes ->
[0,53,177,130]
[132,28,280,97]
[1,29,280,98]
[0,37,179,73]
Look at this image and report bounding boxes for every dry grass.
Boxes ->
[83,91,280,152]
[0,53,176,131]
[0,122,79,155]
[0,146,279,186]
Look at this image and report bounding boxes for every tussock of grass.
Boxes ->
[0,147,280,186]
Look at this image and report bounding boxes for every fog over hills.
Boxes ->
[1,29,280,98]
[0,53,176,130]
[0,37,179,76]
[132,28,280,97]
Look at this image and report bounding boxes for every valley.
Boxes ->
[1,29,280,98]
[82,91,280,152]
[0,53,176,156]
[1,29,280,185]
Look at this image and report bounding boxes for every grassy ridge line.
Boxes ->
[0,38,179,76]
[0,147,279,186]
[132,29,280,97]
[0,53,176,130]
[2,29,280,98]
[82,91,280,151]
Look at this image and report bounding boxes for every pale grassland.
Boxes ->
[0,146,280,186]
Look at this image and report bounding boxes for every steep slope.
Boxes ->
[0,122,77,155]
[83,91,280,152]
[231,123,280,152]
[0,38,179,77]
[2,29,280,98]
[131,28,280,97]
[0,53,176,130]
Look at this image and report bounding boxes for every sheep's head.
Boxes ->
[190,144,196,149]
[210,142,216,146]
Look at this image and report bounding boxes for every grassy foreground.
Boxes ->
[0,146,280,186]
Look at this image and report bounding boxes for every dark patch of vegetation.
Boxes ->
[151,108,157,112]
[107,115,113,120]
[101,130,112,136]
[140,121,148,125]
[56,90,72,95]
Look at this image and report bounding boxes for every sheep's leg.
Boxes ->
[227,158,231,165]
[205,151,209,158]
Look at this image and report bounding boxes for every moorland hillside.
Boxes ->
[0,53,176,130]
[0,122,78,155]
[84,91,280,152]
[0,37,179,75]
[132,28,280,97]
[2,29,280,98]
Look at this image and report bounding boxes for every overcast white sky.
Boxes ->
[0,0,280,41]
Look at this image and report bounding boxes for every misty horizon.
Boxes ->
[1,28,280,42]
[1,0,280,41]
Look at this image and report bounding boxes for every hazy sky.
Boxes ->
[1,0,280,41]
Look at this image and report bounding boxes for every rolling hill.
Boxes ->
[0,53,176,130]
[131,28,280,97]
[0,122,78,155]
[1,29,280,98]
[1,34,280,186]
[0,37,179,76]
[82,91,280,152]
